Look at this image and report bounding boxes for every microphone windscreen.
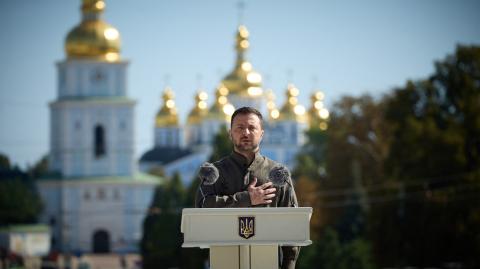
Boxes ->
[198,162,219,185]
[268,165,290,187]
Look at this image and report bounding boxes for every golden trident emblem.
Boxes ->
[239,216,255,239]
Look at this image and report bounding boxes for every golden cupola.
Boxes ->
[208,84,235,121]
[265,89,280,120]
[155,87,179,127]
[307,91,329,130]
[65,0,121,62]
[279,84,306,122]
[187,90,209,124]
[221,25,263,97]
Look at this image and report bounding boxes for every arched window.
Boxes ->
[94,125,106,158]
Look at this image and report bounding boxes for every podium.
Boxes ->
[181,207,312,269]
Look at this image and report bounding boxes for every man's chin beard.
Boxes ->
[234,143,259,153]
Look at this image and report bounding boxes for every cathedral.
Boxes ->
[36,0,329,254]
[139,26,330,184]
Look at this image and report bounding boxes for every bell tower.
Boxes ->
[49,0,135,177]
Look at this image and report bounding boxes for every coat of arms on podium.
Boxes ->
[239,216,255,239]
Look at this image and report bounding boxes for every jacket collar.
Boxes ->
[231,150,263,169]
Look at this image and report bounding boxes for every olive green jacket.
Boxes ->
[195,151,300,269]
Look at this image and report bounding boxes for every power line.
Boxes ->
[301,171,479,199]
[301,177,480,208]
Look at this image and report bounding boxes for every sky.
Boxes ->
[1,0,479,168]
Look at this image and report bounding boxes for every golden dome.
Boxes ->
[221,25,263,97]
[307,91,329,130]
[65,0,121,62]
[278,84,306,122]
[265,89,280,120]
[208,84,235,122]
[155,87,178,127]
[187,90,209,124]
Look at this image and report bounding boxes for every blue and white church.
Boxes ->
[37,0,160,254]
[139,25,330,185]
[36,0,330,254]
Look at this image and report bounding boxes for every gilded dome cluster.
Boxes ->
[265,89,280,120]
[221,25,263,97]
[186,91,209,124]
[155,88,178,127]
[154,25,329,129]
[208,84,235,121]
[65,0,121,62]
[278,84,306,122]
[307,91,330,130]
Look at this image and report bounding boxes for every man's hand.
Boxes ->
[248,177,276,205]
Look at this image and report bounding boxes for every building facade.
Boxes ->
[38,0,159,254]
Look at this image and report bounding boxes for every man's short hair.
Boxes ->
[230,107,264,128]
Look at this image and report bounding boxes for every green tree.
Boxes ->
[0,153,43,225]
[208,124,232,162]
[141,173,186,269]
[297,227,342,269]
[320,95,388,240]
[339,238,375,269]
[293,127,328,180]
[298,227,374,269]
[27,155,50,179]
[141,210,182,269]
[0,179,43,225]
[293,128,328,239]
[0,153,11,171]
[370,45,480,267]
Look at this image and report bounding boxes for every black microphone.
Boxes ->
[268,165,291,187]
[198,162,219,185]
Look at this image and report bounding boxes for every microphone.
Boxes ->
[198,162,219,185]
[268,165,291,187]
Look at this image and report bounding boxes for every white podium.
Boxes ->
[181,207,312,269]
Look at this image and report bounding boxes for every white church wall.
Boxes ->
[50,101,135,178]
[39,181,156,253]
[57,61,128,99]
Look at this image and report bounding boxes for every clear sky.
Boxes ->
[1,0,479,168]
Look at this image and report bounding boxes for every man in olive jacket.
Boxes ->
[195,106,300,269]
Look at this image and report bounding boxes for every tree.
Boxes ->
[293,128,328,239]
[208,124,232,162]
[27,155,50,179]
[370,45,480,267]
[141,210,182,269]
[0,153,43,225]
[141,173,186,269]
[320,95,388,239]
[0,153,11,171]
[0,179,43,225]
[297,227,374,269]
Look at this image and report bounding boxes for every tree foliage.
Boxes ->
[371,45,480,267]
[141,173,185,269]
[298,227,374,269]
[295,45,480,268]
[0,153,44,225]
[208,124,232,163]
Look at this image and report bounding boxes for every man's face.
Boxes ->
[229,113,264,153]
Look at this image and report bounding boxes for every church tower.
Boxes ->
[50,0,134,177]
[39,0,158,254]
[221,25,264,112]
[154,87,183,148]
[261,84,308,168]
